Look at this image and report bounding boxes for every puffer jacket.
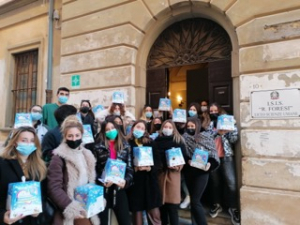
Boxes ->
[92,141,134,189]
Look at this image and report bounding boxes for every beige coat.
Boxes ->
[158,165,183,204]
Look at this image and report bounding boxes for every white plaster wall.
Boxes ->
[242,129,300,158]
[240,70,300,101]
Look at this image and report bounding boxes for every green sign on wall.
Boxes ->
[71,74,80,89]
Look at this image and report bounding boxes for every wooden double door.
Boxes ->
[146,59,233,114]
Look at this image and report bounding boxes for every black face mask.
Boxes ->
[117,125,125,134]
[154,124,161,131]
[66,139,82,149]
[176,124,185,134]
[187,128,195,136]
[80,106,90,114]
[210,113,219,121]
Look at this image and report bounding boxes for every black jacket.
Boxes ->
[0,158,45,225]
[154,135,187,171]
[127,139,162,211]
[41,126,62,163]
[81,113,97,136]
[92,141,134,189]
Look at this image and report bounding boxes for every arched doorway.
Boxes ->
[135,3,241,223]
[145,17,235,223]
[146,18,233,114]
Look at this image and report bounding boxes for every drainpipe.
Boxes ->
[46,0,54,103]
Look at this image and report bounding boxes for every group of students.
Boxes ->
[0,87,240,225]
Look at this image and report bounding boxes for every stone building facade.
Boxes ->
[1,0,300,224]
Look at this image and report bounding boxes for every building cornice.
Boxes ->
[0,0,38,15]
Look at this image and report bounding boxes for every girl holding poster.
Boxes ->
[154,120,187,225]
[47,115,100,225]
[207,103,240,225]
[0,126,47,225]
[127,120,161,225]
[93,121,133,225]
[182,117,219,225]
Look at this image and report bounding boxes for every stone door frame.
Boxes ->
[135,2,242,189]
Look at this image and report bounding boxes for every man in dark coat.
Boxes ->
[41,105,77,163]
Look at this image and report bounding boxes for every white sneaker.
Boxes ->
[179,195,190,209]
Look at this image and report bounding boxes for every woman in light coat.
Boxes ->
[47,115,100,225]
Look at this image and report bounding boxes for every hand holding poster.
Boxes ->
[14,113,33,128]
[112,91,125,104]
[158,98,171,111]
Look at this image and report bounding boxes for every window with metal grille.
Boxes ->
[12,50,38,117]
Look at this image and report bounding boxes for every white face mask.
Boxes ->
[114,110,120,116]
[162,128,173,136]
[201,106,208,112]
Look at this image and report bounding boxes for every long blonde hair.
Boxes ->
[1,126,47,181]
[159,120,185,144]
[140,105,153,121]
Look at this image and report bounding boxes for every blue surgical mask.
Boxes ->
[31,112,42,121]
[58,96,68,104]
[133,129,144,139]
[188,110,197,117]
[145,112,152,118]
[16,143,37,156]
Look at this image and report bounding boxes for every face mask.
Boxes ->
[117,124,124,133]
[58,96,68,104]
[176,125,185,134]
[188,110,197,117]
[154,124,161,131]
[113,111,121,116]
[210,113,219,121]
[201,106,208,112]
[106,129,118,140]
[16,143,37,156]
[66,139,82,149]
[145,112,152,118]
[187,128,195,136]
[80,106,90,114]
[31,112,42,121]
[162,128,173,136]
[133,129,145,139]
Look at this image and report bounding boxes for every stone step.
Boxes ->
[179,208,232,225]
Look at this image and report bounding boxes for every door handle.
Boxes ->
[218,91,225,94]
